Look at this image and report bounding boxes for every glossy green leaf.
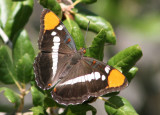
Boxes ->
[62,104,97,115]
[87,28,106,60]
[105,96,138,115]
[107,44,142,73]
[30,106,45,115]
[13,29,35,64]
[63,19,84,50]
[80,0,97,4]
[75,12,116,45]
[3,0,33,40]
[0,46,15,84]
[0,87,20,108]
[16,53,33,83]
[39,0,61,15]
[125,67,138,83]
[44,97,65,108]
[31,86,45,106]
[0,0,12,28]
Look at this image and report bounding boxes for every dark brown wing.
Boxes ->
[34,9,77,90]
[38,9,77,53]
[51,57,128,105]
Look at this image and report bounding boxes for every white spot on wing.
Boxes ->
[105,66,110,74]
[60,72,104,86]
[51,31,56,36]
[57,25,63,30]
[53,36,60,42]
[81,76,85,82]
[102,75,106,81]
[90,72,95,80]
[95,72,101,80]
[52,36,60,79]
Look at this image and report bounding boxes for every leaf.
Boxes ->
[30,106,45,115]
[0,45,15,84]
[62,104,97,115]
[63,19,85,50]
[74,12,116,45]
[44,97,65,108]
[105,96,138,115]
[87,28,106,60]
[0,0,13,28]
[13,29,35,64]
[0,87,20,108]
[3,0,33,40]
[31,86,45,106]
[80,0,97,4]
[107,44,142,73]
[125,67,138,83]
[39,0,61,15]
[16,53,33,83]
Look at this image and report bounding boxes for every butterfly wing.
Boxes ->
[34,9,77,90]
[51,57,128,105]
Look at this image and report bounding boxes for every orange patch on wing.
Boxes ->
[48,83,52,87]
[83,49,86,54]
[53,88,56,92]
[66,38,71,43]
[92,60,96,65]
[107,69,125,88]
[44,11,60,32]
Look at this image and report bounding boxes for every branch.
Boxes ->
[0,27,12,48]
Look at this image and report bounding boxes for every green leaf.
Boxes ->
[3,0,33,40]
[0,46,15,84]
[75,12,116,45]
[39,0,61,15]
[31,86,45,106]
[80,0,97,4]
[125,67,138,83]
[16,53,33,83]
[107,44,142,73]
[0,87,20,108]
[62,104,97,115]
[87,28,106,60]
[63,19,84,50]
[44,97,65,108]
[30,106,45,115]
[0,0,13,28]
[13,29,35,64]
[105,96,138,115]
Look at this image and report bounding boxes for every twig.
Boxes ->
[0,27,12,48]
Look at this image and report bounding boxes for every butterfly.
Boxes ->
[34,9,128,105]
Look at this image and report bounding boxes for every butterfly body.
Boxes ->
[34,9,128,105]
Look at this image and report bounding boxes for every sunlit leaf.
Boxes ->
[75,12,116,45]
[0,87,20,108]
[39,0,61,15]
[3,0,33,40]
[0,46,15,84]
[31,86,45,106]
[107,44,142,73]
[105,96,138,115]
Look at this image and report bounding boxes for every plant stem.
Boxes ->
[17,84,26,112]
[72,0,81,7]
[0,27,12,48]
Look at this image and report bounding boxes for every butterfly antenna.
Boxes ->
[84,21,90,48]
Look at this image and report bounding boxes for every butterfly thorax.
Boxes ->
[70,48,85,65]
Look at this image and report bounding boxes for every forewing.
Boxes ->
[38,9,77,53]
[34,9,76,90]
